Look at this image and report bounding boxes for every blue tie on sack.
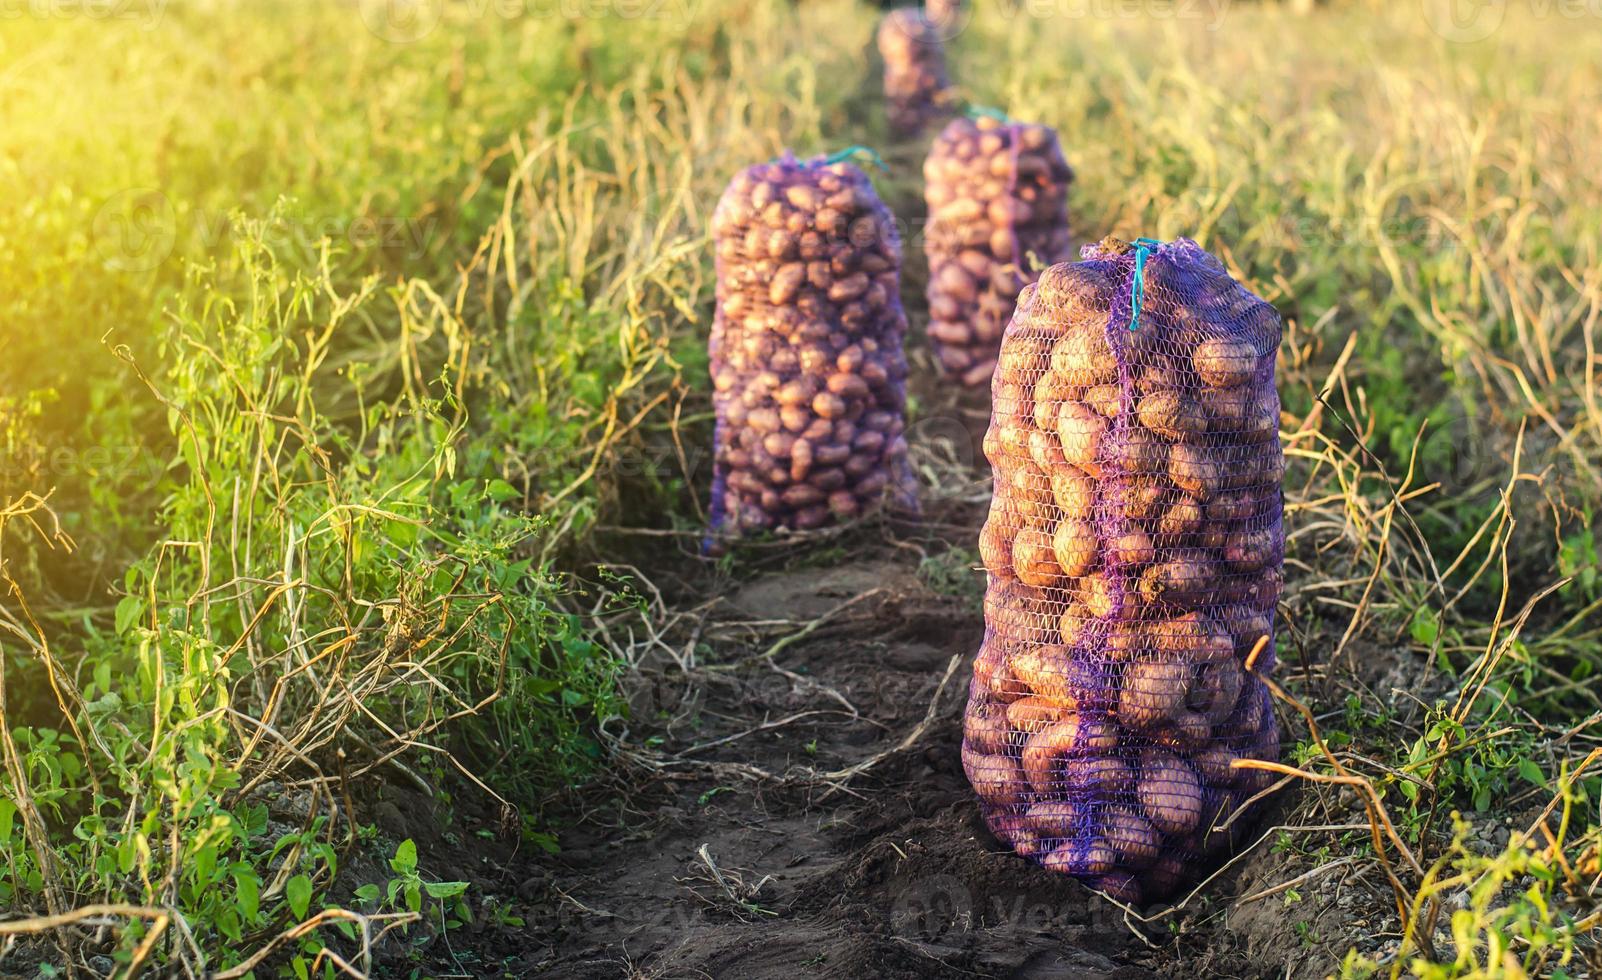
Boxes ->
[822,145,890,174]
[1129,237,1163,332]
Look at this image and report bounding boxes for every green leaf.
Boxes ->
[390,839,417,874]
[234,870,260,920]
[115,595,143,635]
[423,880,469,899]
[286,873,313,921]
[353,883,380,904]
[0,799,15,842]
[485,479,518,502]
[1409,606,1440,646]
[1518,758,1546,789]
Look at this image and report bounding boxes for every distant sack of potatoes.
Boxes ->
[924,114,1074,387]
[706,152,918,546]
[875,8,952,138]
[962,237,1285,905]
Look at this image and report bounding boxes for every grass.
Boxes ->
[1,0,1600,975]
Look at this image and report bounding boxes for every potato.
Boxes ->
[1056,403,1107,473]
[1058,602,1094,649]
[1148,613,1232,663]
[1006,694,1066,736]
[990,812,1048,859]
[1093,872,1144,906]
[996,332,1056,385]
[1150,710,1211,752]
[1051,519,1098,578]
[1222,606,1273,655]
[962,743,1028,808]
[994,379,1034,427]
[1137,751,1204,835]
[1028,427,1069,472]
[1118,658,1191,729]
[1168,443,1223,499]
[1199,383,1252,431]
[1192,338,1259,388]
[963,699,1012,755]
[1078,572,1118,619]
[1082,383,1122,418]
[1049,328,1117,386]
[1110,428,1166,476]
[1242,387,1280,443]
[1042,837,1119,878]
[1048,465,1095,521]
[1104,620,1149,662]
[1139,853,1189,901]
[972,639,1024,703]
[1032,371,1076,431]
[989,415,1034,465]
[1229,682,1273,737]
[1009,644,1084,707]
[986,581,1054,642]
[1021,716,1118,794]
[1034,262,1113,312]
[1190,745,1240,787]
[1223,527,1278,572]
[1000,458,1053,519]
[1108,528,1155,567]
[978,519,1015,578]
[1237,725,1282,795]
[1012,524,1063,587]
[1137,553,1217,609]
[1101,808,1160,870]
[1121,478,1170,521]
[1136,390,1206,440]
[1024,801,1080,840]
[1065,754,1135,793]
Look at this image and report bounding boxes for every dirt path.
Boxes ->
[497,545,1299,979]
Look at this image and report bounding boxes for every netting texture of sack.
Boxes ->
[876,9,952,138]
[924,115,1074,387]
[961,237,1285,905]
[707,153,916,543]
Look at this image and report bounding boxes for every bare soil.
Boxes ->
[358,515,1374,979]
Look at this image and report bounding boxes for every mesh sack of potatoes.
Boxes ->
[961,237,1284,905]
[706,152,917,545]
[876,8,952,138]
[924,114,1074,387]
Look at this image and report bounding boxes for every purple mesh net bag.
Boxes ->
[876,8,952,138]
[924,115,1074,387]
[961,237,1284,905]
[706,152,917,546]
